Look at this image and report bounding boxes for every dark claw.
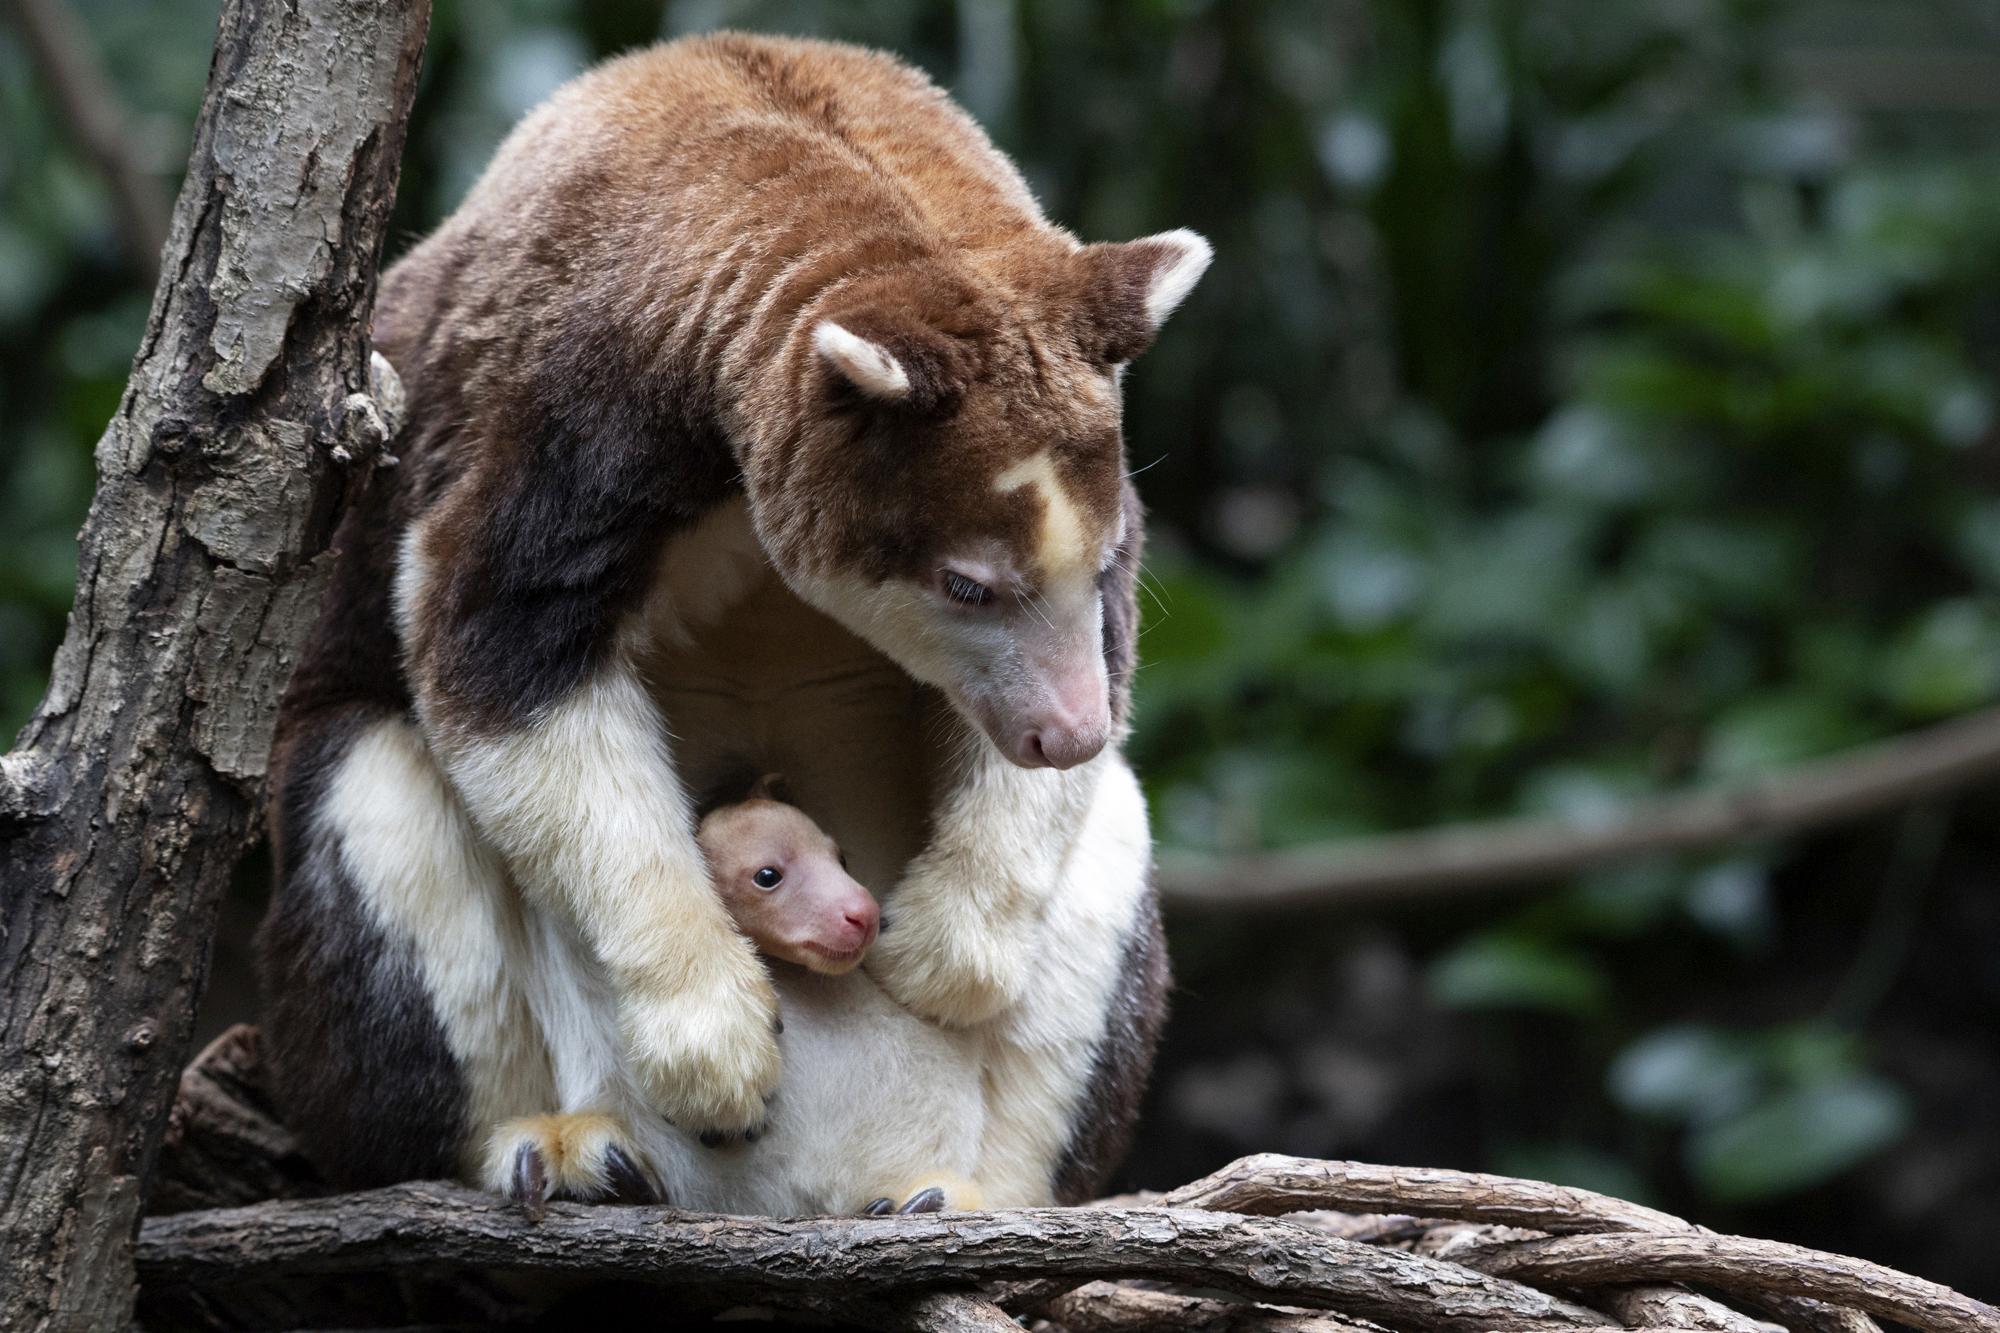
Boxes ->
[876,910,893,935]
[772,1016,785,1035]
[699,1130,726,1149]
[602,1144,657,1205]
[862,1197,895,1216]
[743,1126,760,1145]
[897,1186,946,1215]
[510,1142,549,1223]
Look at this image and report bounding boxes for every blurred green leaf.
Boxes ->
[1429,933,1609,1016]
[1879,599,2000,719]
[1701,692,1868,780]
[1686,1073,1911,1203]
[1608,1025,1761,1123]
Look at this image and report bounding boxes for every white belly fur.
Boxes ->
[350,498,1153,1213]
[630,501,1151,1211]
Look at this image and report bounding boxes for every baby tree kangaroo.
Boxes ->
[697,778,880,979]
[258,31,1202,1209]
[499,780,886,1216]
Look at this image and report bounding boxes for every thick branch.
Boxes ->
[1462,1234,2000,1333]
[1158,1156,1883,1333]
[881,1290,1028,1332]
[137,1060,1987,1333]
[135,1184,1613,1333]
[1160,1154,1689,1233]
[1047,1281,1390,1332]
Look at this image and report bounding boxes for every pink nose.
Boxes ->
[840,895,879,945]
[1003,671,1111,770]
[1014,715,1110,770]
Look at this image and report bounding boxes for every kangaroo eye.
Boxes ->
[752,866,783,889]
[941,570,994,606]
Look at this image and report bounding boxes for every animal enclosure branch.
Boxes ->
[1460,1233,2000,1333]
[1158,1152,1690,1232]
[135,1185,1614,1333]
[134,1047,1995,1331]
[131,1179,1998,1333]
[1157,702,2000,909]
[0,1,430,1328]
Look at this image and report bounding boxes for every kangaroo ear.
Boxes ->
[812,316,979,415]
[1074,228,1213,364]
[813,321,912,401]
[749,772,792,804]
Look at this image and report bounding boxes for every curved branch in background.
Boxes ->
[1,0,171,274]
[1158,703,2000,910]
[0,1,429,1328]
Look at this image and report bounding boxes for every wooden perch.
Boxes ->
[131,1029,1999,1333]
[136,1187,1617,1331]
[1157,701,2000,909]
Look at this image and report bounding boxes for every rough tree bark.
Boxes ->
[0,1,429,1328]
[125,1053,2000,1333]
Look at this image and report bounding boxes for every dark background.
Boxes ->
[4,0,1998,1294]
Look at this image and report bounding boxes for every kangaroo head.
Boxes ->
[749,229,1210,770]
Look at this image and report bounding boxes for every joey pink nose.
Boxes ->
[843,895,879,944]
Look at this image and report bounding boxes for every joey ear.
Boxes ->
[749,773,792,803]
[1074,228,1214,364]
[813,321,912,401]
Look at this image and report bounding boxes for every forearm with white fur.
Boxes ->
[425,652,780,1134]
[869,739,1101,1027]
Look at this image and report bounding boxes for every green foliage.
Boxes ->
[1610,1024,1913,1203]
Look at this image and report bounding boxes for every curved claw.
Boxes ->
[897,1186,947,1215]
[861,1197,895,1216]
[602,1144,658,1205]
[509,1142,550,1223]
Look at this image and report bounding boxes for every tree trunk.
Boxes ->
[0,1,429,1327]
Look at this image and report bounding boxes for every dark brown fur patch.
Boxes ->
[1051,882,1173,1204]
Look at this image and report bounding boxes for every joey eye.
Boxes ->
[941,570,994,607]
[752,866,783,890]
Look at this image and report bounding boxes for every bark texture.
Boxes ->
[134,1186,1614,1332]
[126,1039,2000,1331]
[0,2,428,1328]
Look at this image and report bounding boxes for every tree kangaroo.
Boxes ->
[257,30,1206,1209]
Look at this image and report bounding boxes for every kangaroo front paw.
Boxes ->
[868,902,1030,1027]
[622,969,781,1138]
[484,1113,662,1220]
